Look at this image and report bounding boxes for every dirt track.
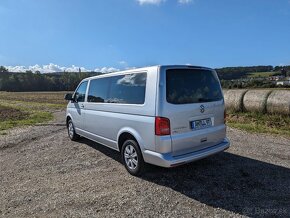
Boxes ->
[0,111,289,217]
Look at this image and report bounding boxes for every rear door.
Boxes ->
[159,67,226,156]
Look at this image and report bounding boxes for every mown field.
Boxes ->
[0,91,67,134]
[0,91,289,137]
[0,91,68,105]
[247,71,276,78]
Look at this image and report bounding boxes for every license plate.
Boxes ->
[191,118,212,130]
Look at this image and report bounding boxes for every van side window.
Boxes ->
[74,81,88,102]
[108,73,147,104]
[88,78,110,103]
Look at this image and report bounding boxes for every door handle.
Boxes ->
[80,104,85,108]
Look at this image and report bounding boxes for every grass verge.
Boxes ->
[227,111,290,138]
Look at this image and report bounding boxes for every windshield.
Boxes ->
[166,68,223,104]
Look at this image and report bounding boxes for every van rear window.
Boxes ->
[166,69,223,104]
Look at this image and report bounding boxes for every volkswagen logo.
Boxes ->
[200,105,205,113]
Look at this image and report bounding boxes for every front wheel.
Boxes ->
[67,119,80,141]
[121,140,145,176]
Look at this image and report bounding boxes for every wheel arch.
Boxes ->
[117,128,145,152]
[66,113,73,127]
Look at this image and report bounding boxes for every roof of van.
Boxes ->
[82,65,213,81]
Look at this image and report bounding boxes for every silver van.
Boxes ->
[65,65,230,175]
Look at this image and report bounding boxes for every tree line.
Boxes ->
[0,67,100,91]
[216,65,290,80]
[0,65,289,91]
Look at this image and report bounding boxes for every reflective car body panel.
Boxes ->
[66,65,230,167]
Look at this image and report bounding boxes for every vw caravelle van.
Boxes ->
[64,65,230,175]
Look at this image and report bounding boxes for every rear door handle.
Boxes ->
[80,104,85,108]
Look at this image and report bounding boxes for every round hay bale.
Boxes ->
[266,90,290,115]
[243,90,272,113]
[223,89,248,112]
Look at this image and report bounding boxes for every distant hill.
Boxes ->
[1,65,290,91]
[215,65,290,80]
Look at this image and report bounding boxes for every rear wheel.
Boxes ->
[121,139,145,176]
[67,119,80,141]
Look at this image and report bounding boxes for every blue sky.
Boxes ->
[0,0,290,72]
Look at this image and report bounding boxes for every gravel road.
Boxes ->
[0,111,289,217]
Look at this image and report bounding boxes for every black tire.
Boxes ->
[121,139,145,176]
[67,119,80,141]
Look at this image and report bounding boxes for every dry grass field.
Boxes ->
[0,91,289,137]
[0,105,28,121]
[0,91,68,105]
[0,91,67,133]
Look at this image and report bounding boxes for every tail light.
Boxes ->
[224,110,227,124]
[155,117,171,136]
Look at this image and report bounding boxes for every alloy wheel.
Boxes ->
[124,144,138,170]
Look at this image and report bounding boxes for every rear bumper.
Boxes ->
[143,138,230,168]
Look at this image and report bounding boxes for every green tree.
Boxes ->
[0,66,8,72]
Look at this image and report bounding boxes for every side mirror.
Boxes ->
[64,93,74,101]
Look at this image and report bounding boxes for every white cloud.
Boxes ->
[61,65,91,73]
[94,67,119,73]
[6,65,27,72]
[6,63,62,73]
[137,0,165,5]
[178,0,193,4]
[4,63,119,74]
